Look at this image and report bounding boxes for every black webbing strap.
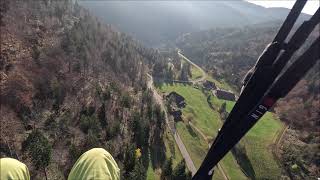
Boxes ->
[224,6,319,130]
[192,37,319,180]
[192,1,319,179]
[273,0,308,43]
[210,3,318,155]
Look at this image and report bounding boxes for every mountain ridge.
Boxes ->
[79,0,310,47]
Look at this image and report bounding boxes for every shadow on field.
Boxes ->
[231,143,256,180]
[186,123,198,137]
[150,130,166,169]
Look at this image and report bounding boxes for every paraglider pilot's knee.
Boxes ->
[0,158,31,180]
[83,148,110,157]
[68,148,120,180]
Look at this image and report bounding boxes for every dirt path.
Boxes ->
[276,125,289,147]
[178,51,207,83]
[188,122,209,144]
[188,122,230,180]
[147,74,197,175]
[274,125,289,157]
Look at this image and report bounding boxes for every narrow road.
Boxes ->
[188,122,229,180]
[173,132,197,175]
[147,74,197,175]
[178,52,229,180]
[148,51,230,179]
[178,51,207,83]
[148,52,232,179]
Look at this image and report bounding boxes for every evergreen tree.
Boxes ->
[167,66,174,80]
[186,171,192,180]
[79,114,100,134]
[186,63,192,78]
[31,45,40,63]
[61,32,73,55]
[124,145,136,174]
[97,103,107,128]
[179,64,189,81]
[121,92,132,108]
[23,130,52,169]
[132,113,144,147]
[172,160,187,180]
[219,102,227,114]
[51,78,65,110]
[161,157,173,180]
[129,161,146,180]
[219,102,229,121]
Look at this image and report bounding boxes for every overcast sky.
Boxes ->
[246,0,319,15]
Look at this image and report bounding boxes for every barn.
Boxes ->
[203,80,217,90]
[166,91,186,108]
[214,89,236,101]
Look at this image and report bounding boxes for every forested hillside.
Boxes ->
[176,23,280,90]
[0,0,172,179]
[176,24,320,179]
[79,1,310,47]
[275,66,319,179]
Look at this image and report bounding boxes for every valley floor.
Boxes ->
[155,82,283,179]
[147,52,284,179]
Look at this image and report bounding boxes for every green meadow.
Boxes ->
[157,82,283,179]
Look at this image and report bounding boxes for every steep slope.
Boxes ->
[0,0,168,179]
[79,1,309,47]
[176,23,279,90]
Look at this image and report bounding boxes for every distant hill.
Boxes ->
[79,1,310,47]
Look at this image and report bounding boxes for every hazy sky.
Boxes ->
[246,0,319,15]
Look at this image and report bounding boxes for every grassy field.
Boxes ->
[180,57,204,81]
[244,112,283,179]
[220,152,247,180]
[157,83,221,138]
[175,122,208,168]
[146,159,160,180]
[205,75,235,92]
[209,95,235,112]
[190,65,203,80]
[209,95,283,179]
[157,82,283,179]
[176,122,226,180]
[157,83,247,179]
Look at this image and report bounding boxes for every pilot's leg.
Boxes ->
[0,158,31,180]
[68,148,120,180]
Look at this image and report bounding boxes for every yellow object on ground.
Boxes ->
[68,148,120,180]
[0,158,31,180]
[135,148,142,159]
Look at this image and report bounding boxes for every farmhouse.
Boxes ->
[166,91,186,108]
[171,108,182,121]
[214,89,236,101]
[203,80,216,90]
